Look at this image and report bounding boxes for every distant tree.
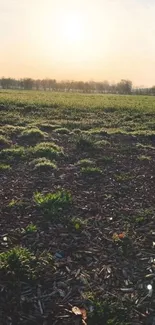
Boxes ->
[23,78,34,90]
[151,86,155,95]
[117,79,132,94]
[1,77,14,89]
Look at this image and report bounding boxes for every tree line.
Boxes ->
[0,77,155,95]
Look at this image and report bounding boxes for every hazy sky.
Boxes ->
[0,0,155,86]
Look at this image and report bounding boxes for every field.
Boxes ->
[0,90,155,325]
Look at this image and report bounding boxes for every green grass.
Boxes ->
[34,190,72,221]
[30,157,57,171]
[24,223,37,234]
[95,139,110,147]
[54,127,70,134]
[0,246,53,281]
[138,155,152,161]
[76,136,95,151]
[76,158,95,167]
[8,199,24,208]
[81,166,103,176]
[19,127,45,143]
[0,146,25,161]
[0,135,11,148]
[0,163,11,171]
[31,142,63,159]
[115,172,133,182]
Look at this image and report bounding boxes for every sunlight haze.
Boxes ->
[1,0,155,86]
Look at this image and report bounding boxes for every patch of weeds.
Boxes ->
[115,172,133,182]
[38,123,60,132]
[134,216,145,224]
[87,296,130,325]
[19,128,45,143]
[2,125,26,136]
[54,127,70,134]
[30,157,57,171]
[0,163,11,171]
[98,156,113,164]
[8,199,24,208]
[87,128,108,136]
[0,246,53,282]
[34,190,72,221]
[0,135,11,148]
[95,139,110,147]
[76,136,95,151]
[0,146,25,161]
[136,143,155,150]
[138,155,151,161]
[24,223,37,234]
[73,128,82,134]
[81,167,103,176]
[31,142,63,160]
[76,158,95,167]
[70,217,87,230]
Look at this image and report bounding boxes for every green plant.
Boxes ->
[0,147,25,161]
[31,142,63,159]
[8,199,24,208]
[0,163,11,171]
[115,172,133,182]
[76,158,95,167]
[0,135,11,148]
[87,296,130,325]
[76,136,95,151]
[81,166,103,176]
[71,217,87,230]
[138,155,151,161]
[55,127,70,134]
[24,223,37,233]
[95,139,110,147]
[20,127,45,143]
[34,190,72,220]
[0,246,53,281]
[30,157,57,171]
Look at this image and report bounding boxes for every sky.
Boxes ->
[0,0,155,86]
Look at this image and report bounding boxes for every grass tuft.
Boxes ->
[20,128,45,143]
[30,157,57,171]
[54,127,70,134]
[34,190,72,221]
[30,142,63,159]
[0,163,11,171]
[81,166,103,176]
[0,135,11,148]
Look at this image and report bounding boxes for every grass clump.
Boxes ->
[0,163,11,171]
[95,139,110,147]
[81,166,103,176]
[0,146,25,161]
[70,217,87,230]
[0,246,53,281]
[20,128,45,143]
[34,190,72,221]
[76,136,95,151]
[88,296,130,325]
[0,135,11,148]
[54,127,70,134]
[115,172,133,182]
[138,155,152,161]
[8,199,24,208]
[31,142,63,160]
[30,157,57,171]
[76,158,95,167]
[24,223,37,234]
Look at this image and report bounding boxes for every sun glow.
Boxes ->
[59,11,87,43]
